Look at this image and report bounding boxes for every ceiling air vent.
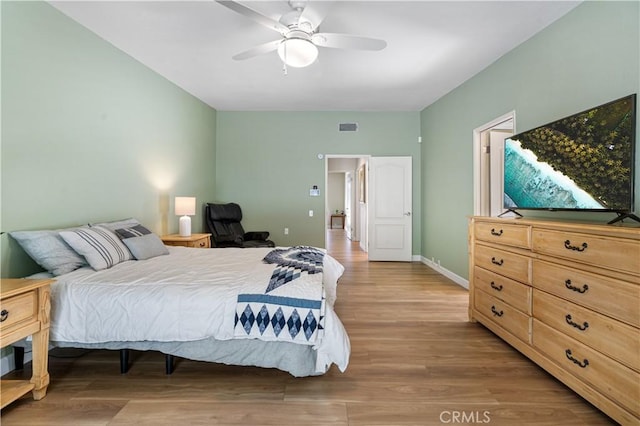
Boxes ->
[339,123,358,132]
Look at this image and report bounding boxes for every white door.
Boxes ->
[368,156,412,261]
[344,171,354,240]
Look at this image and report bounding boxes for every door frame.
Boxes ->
[344,170,355,240]
[324,154,370,249]
[472,111,516,216]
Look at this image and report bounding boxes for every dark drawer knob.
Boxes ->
[491,257,504,266]
[491,228,503,236]
[491,305,504,317]
[0,309,8,322]
[565,279,589,294]
[564,240,588,252]
[490,282,503,291]
[565,349,589,368]
[565,314,589,331]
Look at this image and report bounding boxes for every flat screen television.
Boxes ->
[503,94,637,223]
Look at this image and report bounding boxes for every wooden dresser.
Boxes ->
[468,217,639,425]
[0,278,52,408]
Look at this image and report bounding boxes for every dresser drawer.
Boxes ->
[474,289,531,343]
[532,229,640,275]
[533,320,640,417]
[474,266,531,314]
[185,237,210,248]
[475,222,530,249]
[0,292,37,334]
[533,260,639,327]
[533,290,639,371]
[474,245,531,284]
[162,234,211,249]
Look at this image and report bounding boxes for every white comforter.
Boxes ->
[50,246,350,373]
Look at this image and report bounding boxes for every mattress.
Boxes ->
[48,246,350,376]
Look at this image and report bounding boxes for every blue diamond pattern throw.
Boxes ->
[233,246,327,345]
[263,246,325,293]
[234,295,324,343]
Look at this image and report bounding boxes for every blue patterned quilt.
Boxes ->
[234,246,326,345]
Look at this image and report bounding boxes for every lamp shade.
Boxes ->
[175,197,196,216]
[277,38,318,68]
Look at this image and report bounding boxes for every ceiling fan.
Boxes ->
[216,0,387,69]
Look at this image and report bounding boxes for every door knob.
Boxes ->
[404,212,411,216]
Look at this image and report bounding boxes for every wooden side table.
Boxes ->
[161,233,212,249]
[1,278,52,408]
[330,214,346,229]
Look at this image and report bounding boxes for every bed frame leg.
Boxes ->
[120,349,130,374]
[13,346,25,370]
[165,354,174,375]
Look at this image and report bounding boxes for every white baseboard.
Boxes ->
[1,353,14,376]
[420,256,469,289]
[1,349,32,376]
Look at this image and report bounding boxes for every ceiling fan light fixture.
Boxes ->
[277,38,318,68]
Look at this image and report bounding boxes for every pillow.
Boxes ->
[90,218,140,232]
[60,226,133,271]
[114,225,169,260]
[114,224,151,239]
[25,272,55,279]
[10,229,89,276]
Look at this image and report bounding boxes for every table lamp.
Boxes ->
[175,196,196,237]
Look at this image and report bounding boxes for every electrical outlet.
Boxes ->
[309,210,314,217]
[284,228,289,235]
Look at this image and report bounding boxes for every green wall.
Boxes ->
[4,0,636,284]
[420,1,640,280]
[216,112,421,250]
[1,2,217,278]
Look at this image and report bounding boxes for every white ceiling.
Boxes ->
[49,1,581,111]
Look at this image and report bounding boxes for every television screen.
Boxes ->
[503,94,636,212]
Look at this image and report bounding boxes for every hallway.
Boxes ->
[325,228,367,263]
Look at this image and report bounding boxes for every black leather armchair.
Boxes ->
[205,202,275,248]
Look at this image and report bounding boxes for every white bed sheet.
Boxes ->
[50,246,350,374]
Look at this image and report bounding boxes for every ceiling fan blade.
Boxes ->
[232,39,282,61]
[298,1,335,32]
[312,33,387,51]
[216,1,289,35]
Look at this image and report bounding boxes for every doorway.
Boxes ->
[473,112,515,216]
[325,156,369,256]
[325,155,413,262]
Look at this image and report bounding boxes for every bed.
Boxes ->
[10,221,350,377]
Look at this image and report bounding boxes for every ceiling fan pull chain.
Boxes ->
[282,42,288,75]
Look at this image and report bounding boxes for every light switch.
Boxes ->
[309,210,314,217]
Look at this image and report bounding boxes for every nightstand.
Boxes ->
[1,278,52,408]
[161,233,212,249]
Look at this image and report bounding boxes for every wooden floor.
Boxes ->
[1,230,615,425]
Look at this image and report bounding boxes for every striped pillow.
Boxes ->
[60,226,133,271]
[114,224,151,239]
